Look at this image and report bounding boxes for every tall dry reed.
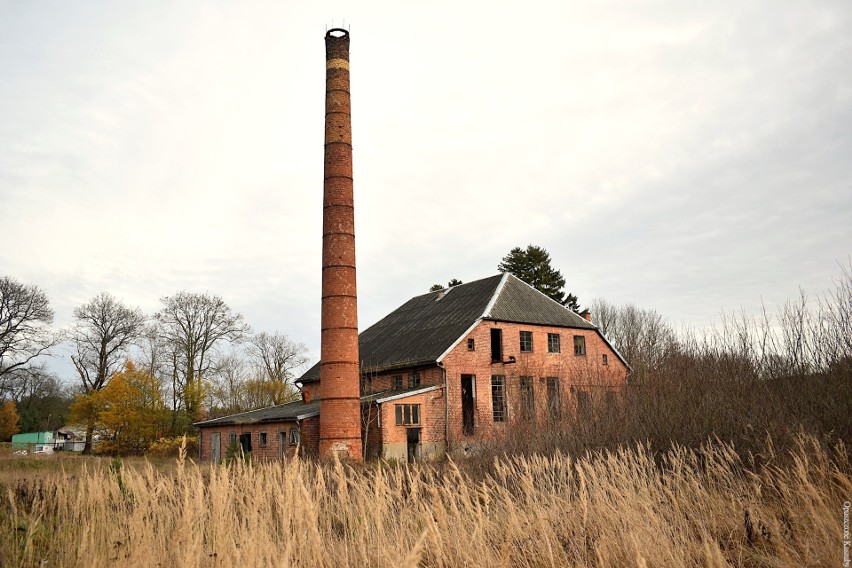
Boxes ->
[0,434,847,567]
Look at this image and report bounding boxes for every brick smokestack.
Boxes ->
[319,28,362,460]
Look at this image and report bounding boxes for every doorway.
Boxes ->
[210,433,221,464]
[461,374,475,435]
[278,431,287,460]
[406,428,421,463]
[239,432,252,455]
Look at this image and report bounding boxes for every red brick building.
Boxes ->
[195,273,628,463]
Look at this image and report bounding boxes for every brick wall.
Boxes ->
[441,321,628,443]
[197,418,320,463]
[361,365,443,394]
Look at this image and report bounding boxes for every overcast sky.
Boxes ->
[1,1,850,382]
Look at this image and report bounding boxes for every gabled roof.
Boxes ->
[299,273,612,384]
[194,400,321,428]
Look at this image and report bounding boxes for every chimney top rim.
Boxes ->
[326,28,349,39]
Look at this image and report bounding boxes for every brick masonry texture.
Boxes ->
[441,321,628,444]
[198,421,304,463]
[320,29,361,460]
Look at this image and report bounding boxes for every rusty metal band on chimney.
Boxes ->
[319,28,363,460]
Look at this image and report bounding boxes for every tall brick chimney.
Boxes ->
[319,28,362,461]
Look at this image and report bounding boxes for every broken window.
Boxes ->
[289,428,300,446]
[576,390,591,415]
[519,331,533,353]
[547,333,560,353]
[546,377,561,420]
[392,375,403,390]
[461,374,475,435]
[394,404,421,426]
[491,375,506,422]
[574,335,586,356]
[259,432,268,447]
[408,373,421,388]
[520,376,534,421]
[229,432,237,446]
[490,329,503,363]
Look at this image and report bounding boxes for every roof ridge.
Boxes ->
[193,400,308,426]
[499,273,597,329]
[481,272,510,318]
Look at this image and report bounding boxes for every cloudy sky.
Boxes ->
[1,1,850,381]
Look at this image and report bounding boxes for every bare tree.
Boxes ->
[206,351,250,416]
[156,292,250,423]
[70,292,146,453]
[247,331,307,401]
[0,276,59,397]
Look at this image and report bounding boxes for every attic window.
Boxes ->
[519,331,533,353]
[602,354,608,365]
[467,338,475,351]
[409,373,421,388]
[547,333,560,353]
[574,335,586,356]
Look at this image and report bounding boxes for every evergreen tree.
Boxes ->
[429,279,463,292]
[498,245,581,312]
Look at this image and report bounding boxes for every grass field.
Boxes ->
[0,434,847,567]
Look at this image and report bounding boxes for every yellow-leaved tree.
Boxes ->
[71,362,167,455]
[0,400,20,441]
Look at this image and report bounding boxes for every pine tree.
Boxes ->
[498,245,581,312]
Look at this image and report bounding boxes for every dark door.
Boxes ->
[461,374,475,435]
[406,428,421,463]
[239,432,252,455]
[490,328,503,362]
[210,433,221,464]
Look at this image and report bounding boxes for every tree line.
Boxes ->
[0,278,307,452]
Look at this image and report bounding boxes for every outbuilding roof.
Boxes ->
[193,400,321,428]
[299,273,616,384]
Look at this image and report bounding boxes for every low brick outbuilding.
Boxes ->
[195,401,320,463]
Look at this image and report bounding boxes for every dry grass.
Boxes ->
[0,434,847,568]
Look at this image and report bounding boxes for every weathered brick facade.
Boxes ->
[441,320,627,448]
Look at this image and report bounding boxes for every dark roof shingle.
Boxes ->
[194,400,320,427]
[299,273,610,383]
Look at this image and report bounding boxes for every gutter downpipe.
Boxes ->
[438,361,448,456]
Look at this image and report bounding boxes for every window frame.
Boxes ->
[573,335,586,356]
[408,372,421,388]
[392,375,403,390]
[258,431,268,447]
[289,428,300,446]
[491,375,507,422]
[602,354,608,365]
[519,331,533,353]
[467,338,475,351]
[520,376,534,421]
[547,333,560,354]
[490,328,503,362]
[546,377,561,420]
[394,404,421,426]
